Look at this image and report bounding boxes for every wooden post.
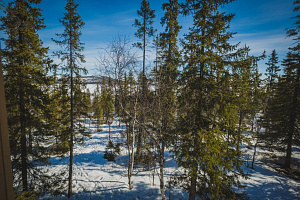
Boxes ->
[0,51,14,199]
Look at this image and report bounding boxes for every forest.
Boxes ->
[0,0,299,199]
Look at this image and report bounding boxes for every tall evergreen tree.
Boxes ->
[174,1,248,199]
[134,0,156,82]
[261,50,280,149]
[262,0,300,169]
[281,4,300,168]
[279,53,299,169]
[134,0,156,158]
[150,0,181,199]
[0,0,62,195]
[265,50,280,93]
[52,0,86,197]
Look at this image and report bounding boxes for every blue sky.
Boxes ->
[0,0,296,75]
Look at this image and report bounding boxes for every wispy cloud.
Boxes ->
[232,31,293,57]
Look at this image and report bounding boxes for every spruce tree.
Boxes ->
[100,77,114,140]
[73,81,90,137]
[92,82,103,131]
[265,50,280,93]
[54,76,71,155]
[134,0,156,158]
[134,0,156,83]
[83,88,92,130]
[261,50,280,150]
[281,4,300,168]
[151,0,181,199]
[174,1,248,199]
[231,48,265,154]
[263,0,300,169]
[47,64,69,155]
[284,62,299,170]
[267,52,299,168]
[0,0,63,195]
[52,0,86,197]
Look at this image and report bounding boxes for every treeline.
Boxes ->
[0,0,299,200]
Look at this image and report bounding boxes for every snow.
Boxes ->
[241,161,300,200]
[39,119,300,200]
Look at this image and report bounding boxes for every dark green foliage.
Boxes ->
[260,50,281,150]
[134,0,156,51]
[92,82,103,131]
[101,77,114,125]
[173,0,249,199]
[103,140,121,162]
[265,50,280,92]
[50,76,71,155]
[1,0,64,195]
[149,0,181,199]
[282,1,300,168]
[52,0,86,197]
[261,0,300,169]
[133,0,156,76]
[100,77,114,140]
[263,52,300,168]
[134,0,157,158]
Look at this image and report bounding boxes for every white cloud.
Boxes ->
[232,31,293,57]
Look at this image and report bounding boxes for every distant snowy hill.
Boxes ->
[82,76,109,84]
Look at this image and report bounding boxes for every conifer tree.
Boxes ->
[174,1,248,199]
[54,77,71,154]
[150,0,181,199]
[263,52,299,169]
[83,88,92,129]
[52,0,86,197]
[263,0,300,169]
[73,81,90,136]
[231,48,265,154]
[47,65,70,155]
[134,0,156,84]
[134,0,156,157]
[279,53,299,169]
[0,0,63,195]
[261,50,280,149]
[92,82,103,131]
[101,77,114,140]
[283,4,300,168]
[265,50,280,93]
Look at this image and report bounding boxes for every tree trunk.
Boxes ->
[20,85,28,191]
[89,117,91,133]
[189,165,197,200]
[0,57,14,199]
[68,19,74,198]
[190,135,197,200]
[109,124,111,141]
[68,70,74,198]
[136,129,142,160]
[237,111,243,153]
[17,17,28,192]
[136,14,147,160]
[128,119,136,190]
[285,66,300,168]
[159,142,166,200]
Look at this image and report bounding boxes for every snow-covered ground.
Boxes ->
[40,119,300,200]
